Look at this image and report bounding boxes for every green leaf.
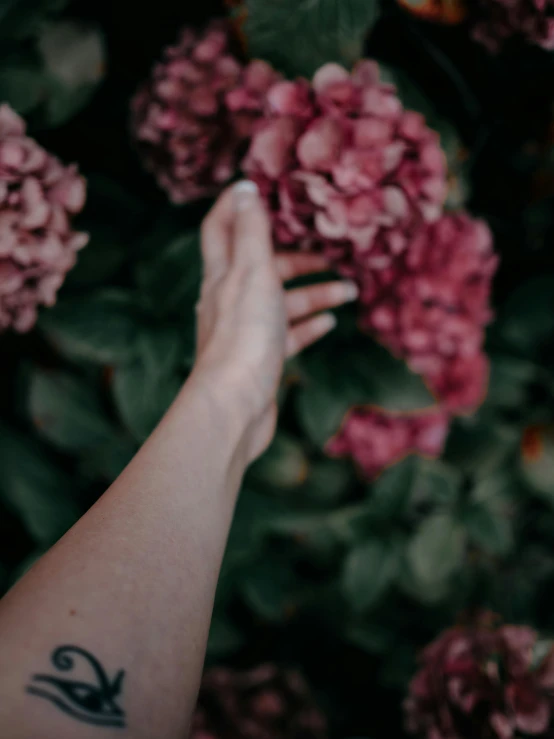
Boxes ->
[0,60,46,115]
[223,489,291,570]
[249,432,309,490]
[29,368,113,451]
[445,417,518,479]
[40,289,144,365]
[463,471,516,556]
[412,459,462,507]
[302,458,354,505]
[367,457,419,521]
[0,0,69,41]
[296,334,434,447]
[135,230,202,318]
[472,470,518,509]
[43,79,99,127]
[342,539,398,611]
[243,0,381,78]
[296,372,349,448]
[263,504,366,549]
[397,555,451,604]
[484,354,537,411]
[112,328,185,442]
[408,512,466,587]
[241,557,296,622]
[67,176,146,288]
[497,276,554,356]
[66,228,129,289]
[38,20,106,126]
[0,422,80,545]
[369,457,461,522]
[345,622,395,653]
[462,502,513,556]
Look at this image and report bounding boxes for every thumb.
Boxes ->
[231,180,273,268]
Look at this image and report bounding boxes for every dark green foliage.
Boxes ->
[296,332,434,447]
[243,0,380,77]
[4,1,554,738]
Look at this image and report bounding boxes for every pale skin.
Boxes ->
[0,181,358,739]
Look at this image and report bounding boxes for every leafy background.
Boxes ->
[3,0,554,737]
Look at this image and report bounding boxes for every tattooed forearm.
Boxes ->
[26,645,126,728]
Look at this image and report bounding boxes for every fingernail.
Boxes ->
[317,312,337,333]
[233,180,259,211]
[342,282,359,302]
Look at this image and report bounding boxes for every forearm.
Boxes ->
[0,369,249,739]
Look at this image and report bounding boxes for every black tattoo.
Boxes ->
[26,645,126,728]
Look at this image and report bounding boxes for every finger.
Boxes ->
[286,313,337,358]
[200,186,237,282]
[276,252,332,282]
[231,180,273,268]
[285,280,358,322]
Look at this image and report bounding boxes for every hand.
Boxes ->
[192,181,358,462]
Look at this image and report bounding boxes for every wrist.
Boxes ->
[184,363,254,460]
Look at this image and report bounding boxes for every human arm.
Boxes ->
[0,182,357,739]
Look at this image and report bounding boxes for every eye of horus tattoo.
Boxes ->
[26,645,126,729]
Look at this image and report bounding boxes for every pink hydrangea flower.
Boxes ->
[360,213,497,414]
[0,104,87,333]
[405,613,554,739]
[190,664,328,739]
[242,61,447,260]
[131,22,280,204]
[472,0,554,53]
[326,408,450,479]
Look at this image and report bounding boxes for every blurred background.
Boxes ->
[3,1,554,737]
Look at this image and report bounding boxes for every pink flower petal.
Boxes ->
[296,117,344,171]
[312,63,350,93]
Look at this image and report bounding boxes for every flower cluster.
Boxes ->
[0,104,88,333]
[471,0,554,53]
[326,409,450,479]
[243,61,447,258]
[133,41,498,478]
[405,613,554,739]
[190,664,328,739]
[329,214,495,477]
[239,63,495,417]
[360,213,498,414]
[131,21,279,204]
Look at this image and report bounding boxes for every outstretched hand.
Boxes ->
[193,180,358,462]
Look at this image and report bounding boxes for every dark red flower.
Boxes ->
[360,213,497,414]
[326,408,449,479]
[472,0,554,53]
[242,61,447,259]
[191,665,328,739]
[131,22,280,204]
[405,614,554,739]
[0,104,88,333]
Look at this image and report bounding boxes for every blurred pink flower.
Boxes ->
[131,22,280,204]
[0,104,88,333]
[242,61,447,259]
[428,352,490,415]
[472,0,554,52]
[405,613,554,739]
[326,408,449,479]
[190,664,328,739]
[360,213,497,414]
